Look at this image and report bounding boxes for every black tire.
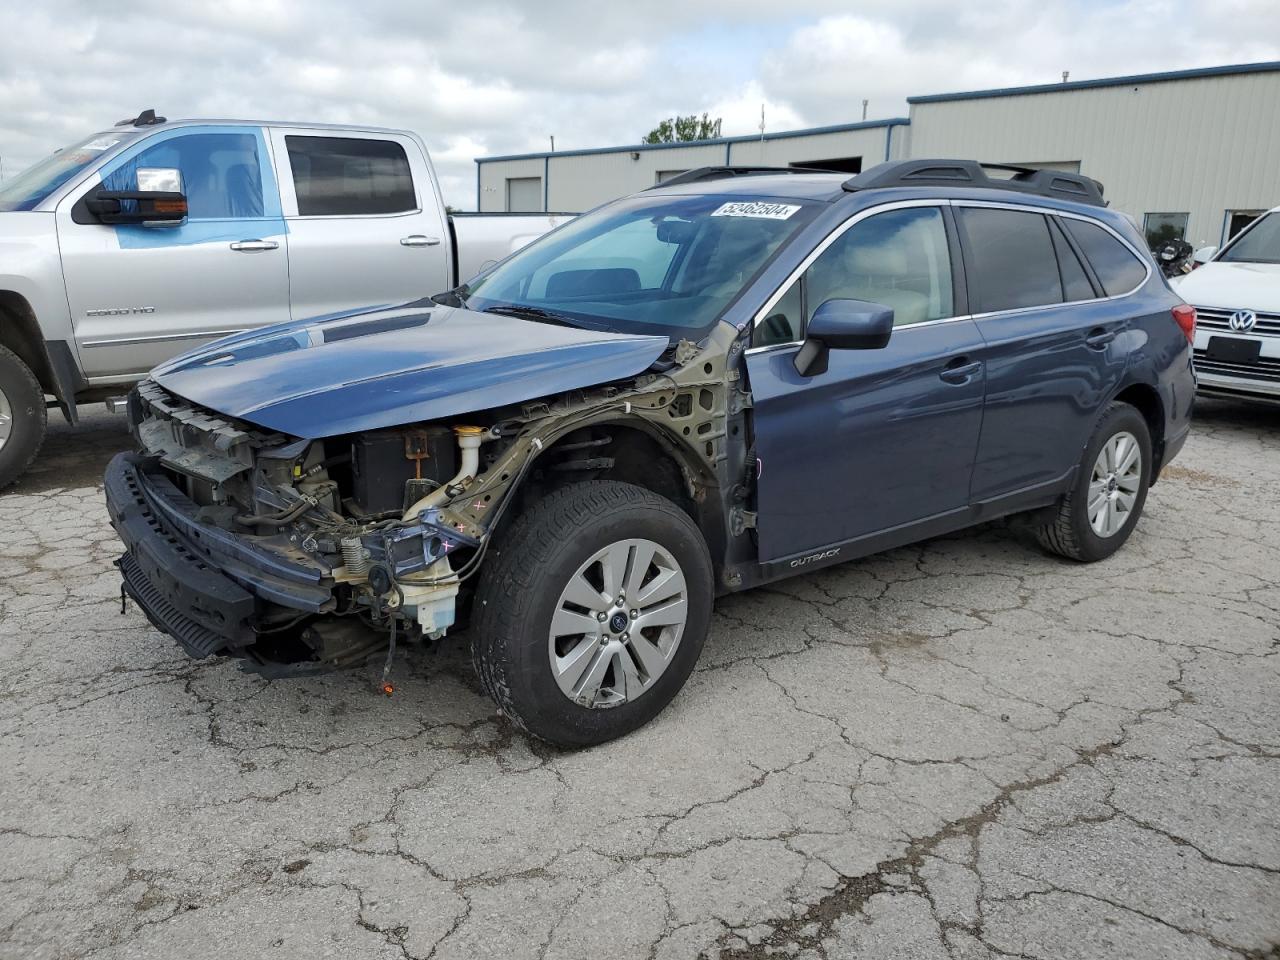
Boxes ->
[1034,401,1152,562]
[471,480,713,748]
[0,344,48,491]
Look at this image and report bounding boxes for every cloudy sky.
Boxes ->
[2,0,1278,208]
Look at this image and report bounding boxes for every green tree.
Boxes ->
[642,113,723,144]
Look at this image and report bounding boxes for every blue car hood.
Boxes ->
[151,301,669,438]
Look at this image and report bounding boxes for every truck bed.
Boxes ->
[450,212,575,285]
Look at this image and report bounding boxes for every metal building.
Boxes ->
[475,61,1280,250]
[476,119,908,214]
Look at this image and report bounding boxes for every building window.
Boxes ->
[655,170,687,184]
[1224,210,1265,245]
[506,177,543,212]
[1142,212,1189,250]
[789,157,862,174]
[1007,161,1081,173]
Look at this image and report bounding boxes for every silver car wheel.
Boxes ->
[0,383,12,454]
[547,537,688,709]
[1087,430,1142,538]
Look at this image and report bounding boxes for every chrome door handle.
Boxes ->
[229,239,279,252]
[401,235,441,247]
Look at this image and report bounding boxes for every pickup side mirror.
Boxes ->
[84,167,188,226]
[1192,245,1217,265]
[794,298,894,376]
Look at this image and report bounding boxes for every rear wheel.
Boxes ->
[0,344,48,491]
[471,480,713,748]
[1034,401,1152,562]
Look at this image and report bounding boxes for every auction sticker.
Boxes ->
[711,201,801,220]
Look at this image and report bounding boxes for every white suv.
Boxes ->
[1173,206,1280,402]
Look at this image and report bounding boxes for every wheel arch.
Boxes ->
[501,417,728,580]
[1110,380,1166,480]
[0,291,81,422]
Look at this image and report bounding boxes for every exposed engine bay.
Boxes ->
[110,327,741,680]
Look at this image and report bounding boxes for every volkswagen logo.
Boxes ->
[1228,309,1258,332]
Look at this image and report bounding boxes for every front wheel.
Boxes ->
[1034,401,1152,562]
[0,344,48,491]
[471,480,713,748]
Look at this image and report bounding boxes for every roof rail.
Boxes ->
[115,108,167,128]
[843,159,1106,207]
[645,165,840,189]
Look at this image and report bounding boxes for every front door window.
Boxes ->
[101,132,265,220]
[754,205,954,348]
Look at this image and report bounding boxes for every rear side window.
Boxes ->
[1049,220,1096,302]
[958,208,1062,312]
[1061,218,1147,296]
[286,136,416,216]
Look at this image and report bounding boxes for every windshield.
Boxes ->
[1220,212,1280,264]
[0,131,136,211]
[462,193,819,338]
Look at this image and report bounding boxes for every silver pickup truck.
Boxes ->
[0,110,570,487]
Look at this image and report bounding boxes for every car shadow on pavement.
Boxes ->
[1192,395,1280,431]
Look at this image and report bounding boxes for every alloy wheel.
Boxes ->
[0,383,12,454]
[547,538,688,708]
[1088,430,1142,538]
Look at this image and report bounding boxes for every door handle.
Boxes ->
[229,239,279,252]
[1085,327,1116,349]
[401,235,441,247]
[939,358,982,384]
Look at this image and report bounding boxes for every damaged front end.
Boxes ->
[106,381,485,673]
[105,339,733,677]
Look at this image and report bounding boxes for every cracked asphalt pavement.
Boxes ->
[2,400,1278,960]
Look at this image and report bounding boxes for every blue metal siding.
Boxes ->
[476,118,910,164]
[908,60,1280,104]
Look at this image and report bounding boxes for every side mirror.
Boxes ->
[1192,245,1217,265]
[794,299,894,376]
[85,167,187,226]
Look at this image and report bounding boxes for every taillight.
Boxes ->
[1172,304,1196,343]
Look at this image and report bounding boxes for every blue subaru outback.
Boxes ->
[106,160,1196,746]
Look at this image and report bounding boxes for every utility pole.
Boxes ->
[1062,70,1070,83]
[549,135,555,152]
[861,99,869,121]
[759,104,766,142]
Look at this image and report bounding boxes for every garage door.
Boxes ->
[507,177,543,212]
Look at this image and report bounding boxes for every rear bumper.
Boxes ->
[105,453,334,658]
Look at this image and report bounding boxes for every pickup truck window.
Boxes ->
[102,132,264,219]
[1218,211,1280,265]
[465,193,818,338]
[0,131,140,211]
[285,136,416,216]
